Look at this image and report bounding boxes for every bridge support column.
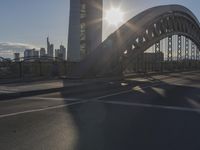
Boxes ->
[177,35,182,71]
[196,48,200,69]
[168,36,173,71]
[168,36,173,61]
[177,35,182,61]
[191,42,196,69]
[185,38,189,59]
[155,41,161,72]
[196,48,200,60]
[185,38,190,69]
[191,42,195,60]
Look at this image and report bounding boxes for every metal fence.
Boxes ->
[123,59,200,74]
[0,61,79,80]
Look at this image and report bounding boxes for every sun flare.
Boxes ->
[105,8,124,26]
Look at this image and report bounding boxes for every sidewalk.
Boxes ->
[0,79,83,100]
[1,70,198,101]
[0,76,124,100]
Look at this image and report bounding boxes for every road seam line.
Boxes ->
[97,100,200,113]
[0,100,87,119]
[27,97,81,101]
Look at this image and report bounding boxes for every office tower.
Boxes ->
[24,49,39,59]
[60,45,66,60]
[33,50,39,58]
[14,53,20,62]
[24,49,34,58]
[67,0,103,62]
[50,44,54,57]
[55,45,66,60]
[47,37,54,57]
[40,48,46,57]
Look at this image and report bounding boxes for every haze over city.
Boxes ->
[0,0,200,58]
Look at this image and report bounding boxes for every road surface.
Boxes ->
[0,71,200,150]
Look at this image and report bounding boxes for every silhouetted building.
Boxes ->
[24,49,34,58]
[60,45,66,60]
[50,44,54,57]
[55,45,66,60]
[68,0,103,62]
[33,50,39,58]
[55,49,60,59]
[24,49,39,60]
[47,37,54,57]
[40,48,46,57]
[14,53,20,62]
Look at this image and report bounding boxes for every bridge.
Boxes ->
[1,4,200,150]
[1,5,200,80]
[75,5,200,77]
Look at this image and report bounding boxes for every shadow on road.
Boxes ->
[58,73,200,150]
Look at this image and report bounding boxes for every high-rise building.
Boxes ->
[55,45,66,60]
[24,49,34,58]
[24,49,39,59]
[33,50,39,58]
[14,53,20,62]
[40,48,46,57]
[50,44,54,57]
[67,0,103,62]
[47,37,54,57]
[55,49,59,58]
[60,45,66,60]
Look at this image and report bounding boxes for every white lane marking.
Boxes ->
[0,90,18,93]
[0,101,87,119]
[28,97,80,101]
[95,77,190,100]
[97,100,200,113]
[95,82,166,100]
[0,75,195,118]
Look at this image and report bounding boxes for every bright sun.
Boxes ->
[105,8,124,26]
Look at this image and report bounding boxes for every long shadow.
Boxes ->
[60,73,200,150]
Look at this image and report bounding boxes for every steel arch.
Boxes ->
[74,5,200,77]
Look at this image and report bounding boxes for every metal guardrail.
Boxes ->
[0,61,79,80]
[123,60,200,74]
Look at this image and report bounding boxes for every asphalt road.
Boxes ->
[0,71,200,150]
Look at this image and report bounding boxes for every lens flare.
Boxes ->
[105,8,124,26]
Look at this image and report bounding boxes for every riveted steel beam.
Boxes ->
[185,38,189,60]
[191,42,195,60]
[177,35,182,61]
[168,36,173,61]
[196,48,200,60]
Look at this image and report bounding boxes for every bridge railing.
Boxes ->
[123,60,200,74]
[0,61,79,80]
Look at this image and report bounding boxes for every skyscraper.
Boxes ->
[14,53,20,62]
[67,0,103,62]
[55,45,66,60]
[40,48,46,57]
[60,45,66,60]
[24,49,39,59]
[33,50,39,58]
[24,49,34,58]
[47,37,54,57]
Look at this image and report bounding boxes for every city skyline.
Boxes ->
[1,0,200,58]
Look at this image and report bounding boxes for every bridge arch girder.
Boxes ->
[118,13,200,56]
[75,5,200,77]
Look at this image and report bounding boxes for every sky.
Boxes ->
[0,0,200,58]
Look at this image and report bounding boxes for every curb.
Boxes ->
[0,78,122,101]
